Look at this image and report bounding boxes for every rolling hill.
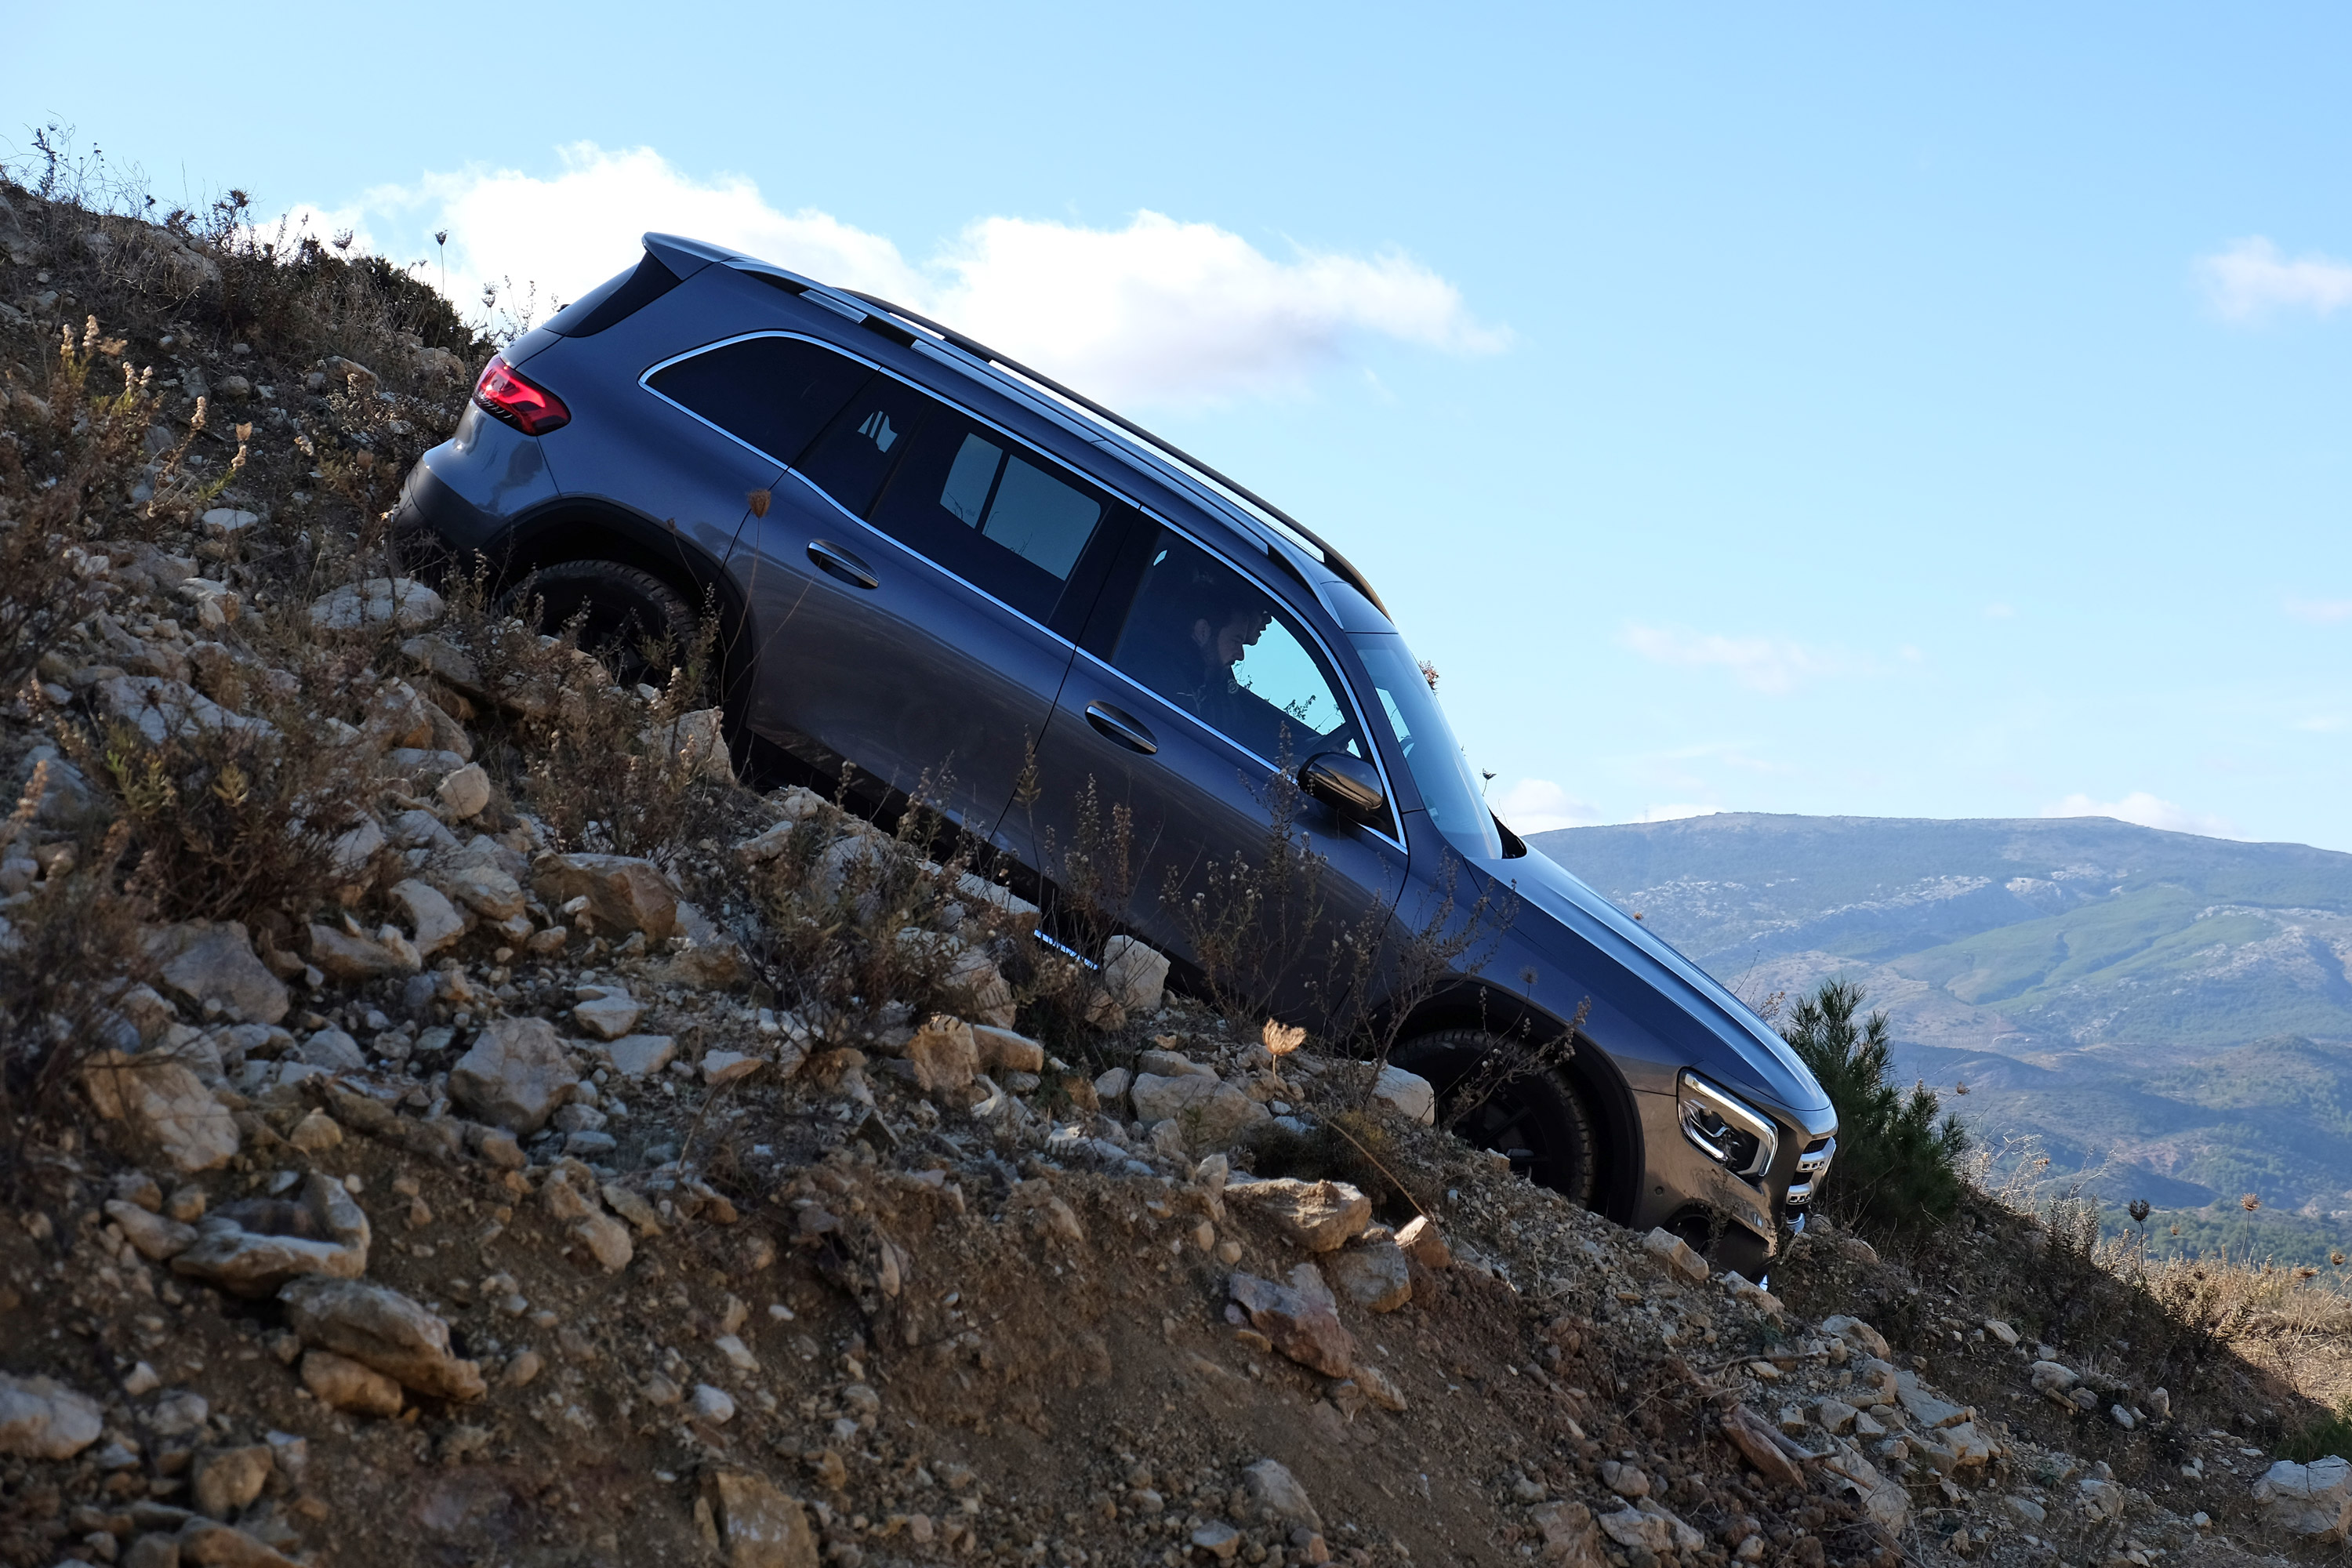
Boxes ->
[1526,813,2352,1253]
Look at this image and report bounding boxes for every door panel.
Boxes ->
[1025,527,1407,1014]
[729,470,1074,851]
[727,372,1125,858]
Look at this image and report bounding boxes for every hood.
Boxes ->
[1499,846,1833,1118]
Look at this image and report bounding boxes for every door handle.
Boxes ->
[807,539,879,590]
[1083,700,1158,755]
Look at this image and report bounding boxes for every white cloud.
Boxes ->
[1619,624,1850,695]
[2285,595,2352,624]
[2296,715,2343,732]
[304,143,1504,407]
[2042,792,2238,838]
[1982,602,2016,620]
[1494,779,1601,834]
[2198,237,2352,322]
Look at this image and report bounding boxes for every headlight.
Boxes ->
[1677,1071,1779,1181]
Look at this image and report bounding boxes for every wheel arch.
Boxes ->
[1394,981,1645,1226]
[460,497,758,722]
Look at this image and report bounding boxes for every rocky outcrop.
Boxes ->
[279,1277,485,1402]
[82,1049,241,1173]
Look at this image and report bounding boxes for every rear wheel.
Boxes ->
[1394,1028,1599,1207]
[502,559,698,691]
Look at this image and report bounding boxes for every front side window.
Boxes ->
[866,416,1107,620]
[644,336,870,465]
[1348,632,1502,858]
[1112,529,1365,771]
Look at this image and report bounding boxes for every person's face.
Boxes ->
[1193,612,1268,670]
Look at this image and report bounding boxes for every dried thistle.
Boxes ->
[747,488,771,518]
[1262,1019,1305,1058]
[2129,1198,2151,1225]
[2241,1192,2261,1214]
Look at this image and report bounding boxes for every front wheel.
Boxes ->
[1393,1029,1599,1207]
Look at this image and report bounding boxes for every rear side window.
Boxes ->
[794,375,938,518]
[867,416,1109,620]
[646,336,871,465]
[549,252,681,337]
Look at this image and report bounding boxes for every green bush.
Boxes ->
[1781,978,1968,1237]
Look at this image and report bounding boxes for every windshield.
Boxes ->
[1348,633,1504,859]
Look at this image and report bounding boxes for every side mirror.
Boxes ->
[1299,751,1386,823]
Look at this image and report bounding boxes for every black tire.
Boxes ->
[1394,1028,1600,1207]
[502,559,698,690]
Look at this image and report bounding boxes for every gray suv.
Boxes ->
[392,232,1836,1274]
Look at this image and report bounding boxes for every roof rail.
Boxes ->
[839,289,1391,619]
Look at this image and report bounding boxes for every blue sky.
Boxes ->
[13,3,2351,849]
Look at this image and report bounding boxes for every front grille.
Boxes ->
[1784,1136,1836,1208]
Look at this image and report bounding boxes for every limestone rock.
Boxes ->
[1102,934,1169,1009]
[1396,1214,1452,1269]
[1721,1405,1802,1487]
[1355,1363,1402,1420]
[1241,1458,1323,1534]
[148,921,288,1025]
[605,1033,677,1078]
[703,1049,763,1086]
[2030,1360,2078,1395]
[1984,1317,2020,1346]
[299,1349,402,1416]
[531,852,682,939]
[437,762,490,820]
[1642,1226,1709,1284]
[306,922,416,982]
[82,1049,240,1173]
[449,1016,577,1133]
[176,1519,303,1566]
[192,1445,274,1520]
[1225,1178,1371,1252]
[1599,1507,1673,1554]
[943,943,1015,1029]
[298,1029,366,1073]
[1370,1062,1436,1123]
[1130,1072,1270,1152]
[971,1024,1045,1075]
[171,1173,371,1298]
[1229,1270,1356,1377]
[106,1199,197,1261]
[1822,1315,1892,1360]
[1530,1500,1602,1566]
[280,1277,485,1401]
[2254,1456,2352,1540]
[0,1373,103,1459]
[436,861,525,921]
[389,880,467,956]
[905,1014,979,1093]
[572,990,644,1040]
[1325,1238,1413,1312]
[704,1470,821,1567]
[310,577,443,631]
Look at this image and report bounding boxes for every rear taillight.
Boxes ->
[473,354,570,435]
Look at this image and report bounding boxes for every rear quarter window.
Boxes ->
[645,336,873,466]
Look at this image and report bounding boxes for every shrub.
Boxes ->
[1781,978,1967,1237]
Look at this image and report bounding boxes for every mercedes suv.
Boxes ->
[391,231,1836,1274]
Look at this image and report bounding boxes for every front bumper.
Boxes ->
[1632,1086,1837,1275]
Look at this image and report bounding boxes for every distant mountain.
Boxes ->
[1526,814,2352,1250]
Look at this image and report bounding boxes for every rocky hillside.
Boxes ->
[5,172,2352,1568]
